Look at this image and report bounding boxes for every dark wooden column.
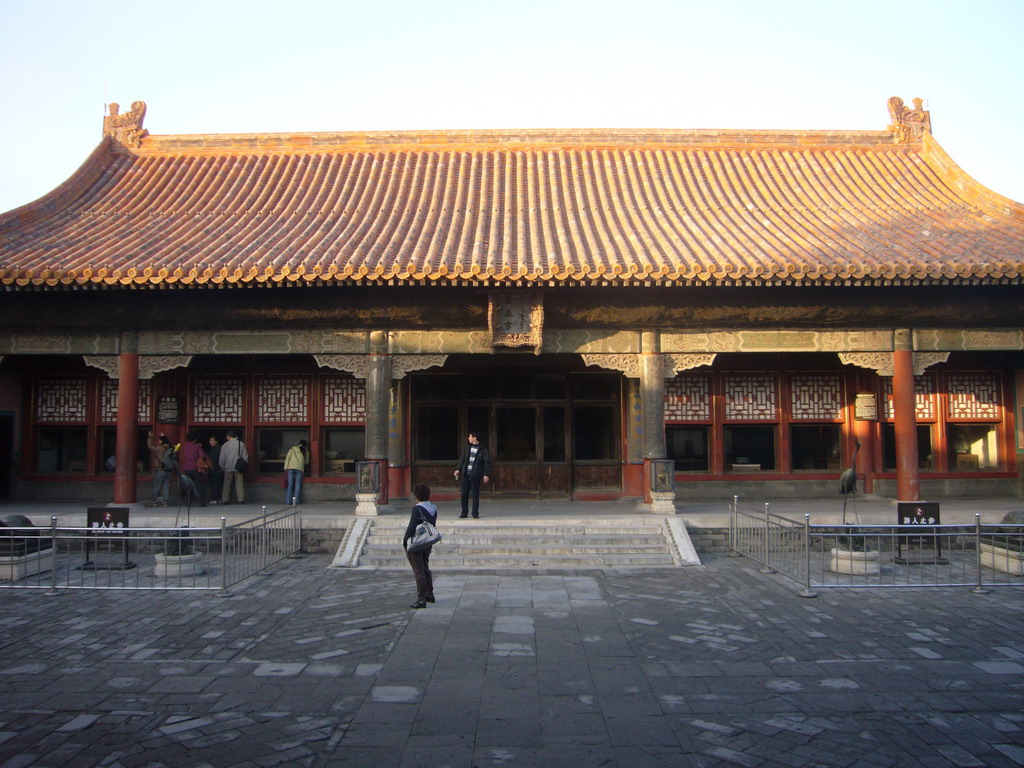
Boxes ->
[891,329,921,501]
[113,352,140,503]
[640,332,666,504]
[365,331,392,503]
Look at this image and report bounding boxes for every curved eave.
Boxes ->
[3,129,1023,291]
[3,266,1023,290]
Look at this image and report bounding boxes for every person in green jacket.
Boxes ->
[284,439,310,504]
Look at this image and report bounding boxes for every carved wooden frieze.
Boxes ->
[103,101,149,148]
[581,353,641,379]
[83,356,119,378]
[316,355,369,379]
[839,351,949,377]
[391,355,448,380]
[489,291,543,354]
[664,354,716,376]
[83,355,191,379]
[316,354,449,380]
[839,352,893,376]
[912,352,950,375]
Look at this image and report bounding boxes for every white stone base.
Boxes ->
[649,491,677,514]
[354,493,380,516]
[980,542,1024,576]
[154,552,206,578]
[0,547,54,581]
[830,547,880,575]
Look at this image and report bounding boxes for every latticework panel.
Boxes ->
[192,378,244,423]
[35,378,88,423]
[790,374,843,421]
[947,373,1001,420]
[883,376,935,420]
[323,376,366,423]
[258,377,309,423]
[724,375,777,421]
[100,380,152,423]
[665,375,711,422]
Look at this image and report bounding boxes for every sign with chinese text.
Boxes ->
[157,395,183,424]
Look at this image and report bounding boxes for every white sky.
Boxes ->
[1,0,1022,214]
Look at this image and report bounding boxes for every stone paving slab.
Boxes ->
[0,556,1022,767]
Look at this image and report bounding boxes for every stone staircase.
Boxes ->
[331,516,700,569]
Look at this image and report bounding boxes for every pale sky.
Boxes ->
[1,0,1022,214]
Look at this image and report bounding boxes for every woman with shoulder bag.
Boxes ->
[404,483,438,609]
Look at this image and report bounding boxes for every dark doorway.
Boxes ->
[410,362,620,497]
[0,413,14,500]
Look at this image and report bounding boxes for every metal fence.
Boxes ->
[729,496,1024,597]
[0,504,302,593]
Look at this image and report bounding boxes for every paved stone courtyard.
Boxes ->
[1,554,1023,767]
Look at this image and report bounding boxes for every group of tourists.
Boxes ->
[144,432,310,508]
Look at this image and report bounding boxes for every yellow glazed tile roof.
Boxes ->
[2,104,1022,289]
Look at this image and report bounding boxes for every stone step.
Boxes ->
[335,514,698,570]
[364,534,670,546]
[357,552,679,568]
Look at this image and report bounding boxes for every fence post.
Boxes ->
[217,516,229,597]
[45,516,59,596]
[261,505,268,572]
[761,502,774,574]
[728,495,741,556]
[971,513,989,595]
[289,500,304,558]
[799,514,818,598]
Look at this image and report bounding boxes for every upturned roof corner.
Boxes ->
[102,100,148,148]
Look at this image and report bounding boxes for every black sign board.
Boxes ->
[80,507,136,570]
[157,396,183,424]
[895,502,946,564]
[87,507,130,530]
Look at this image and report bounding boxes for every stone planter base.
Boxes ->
[354,493,379,516]
[649,491,677,514]
[154,552,205,578]
[0,548,54,581]
[830,547,880,575]
[979,542,1024,576]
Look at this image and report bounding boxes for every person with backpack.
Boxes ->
[147,433,175,507]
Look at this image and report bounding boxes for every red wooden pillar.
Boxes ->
[113,353,140,503]
[891,330,920,501]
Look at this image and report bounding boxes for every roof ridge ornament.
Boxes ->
[887,96,931,144]
[103,100,149,148]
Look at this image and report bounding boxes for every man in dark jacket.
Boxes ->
[454,432,491,518]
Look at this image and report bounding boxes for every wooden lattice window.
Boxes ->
[323,376,366,423]
[724,374,778,421]
[789,374,843,421]
[882,376,935,420]
[100,379,152,423]
[192,378,244,423]
[258,377,309,423]
[35,378,87,423]
[946,373,1001,421]
[665,375,711,422]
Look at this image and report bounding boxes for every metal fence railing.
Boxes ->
[0,504,302,593]
[729,496,1024,597]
